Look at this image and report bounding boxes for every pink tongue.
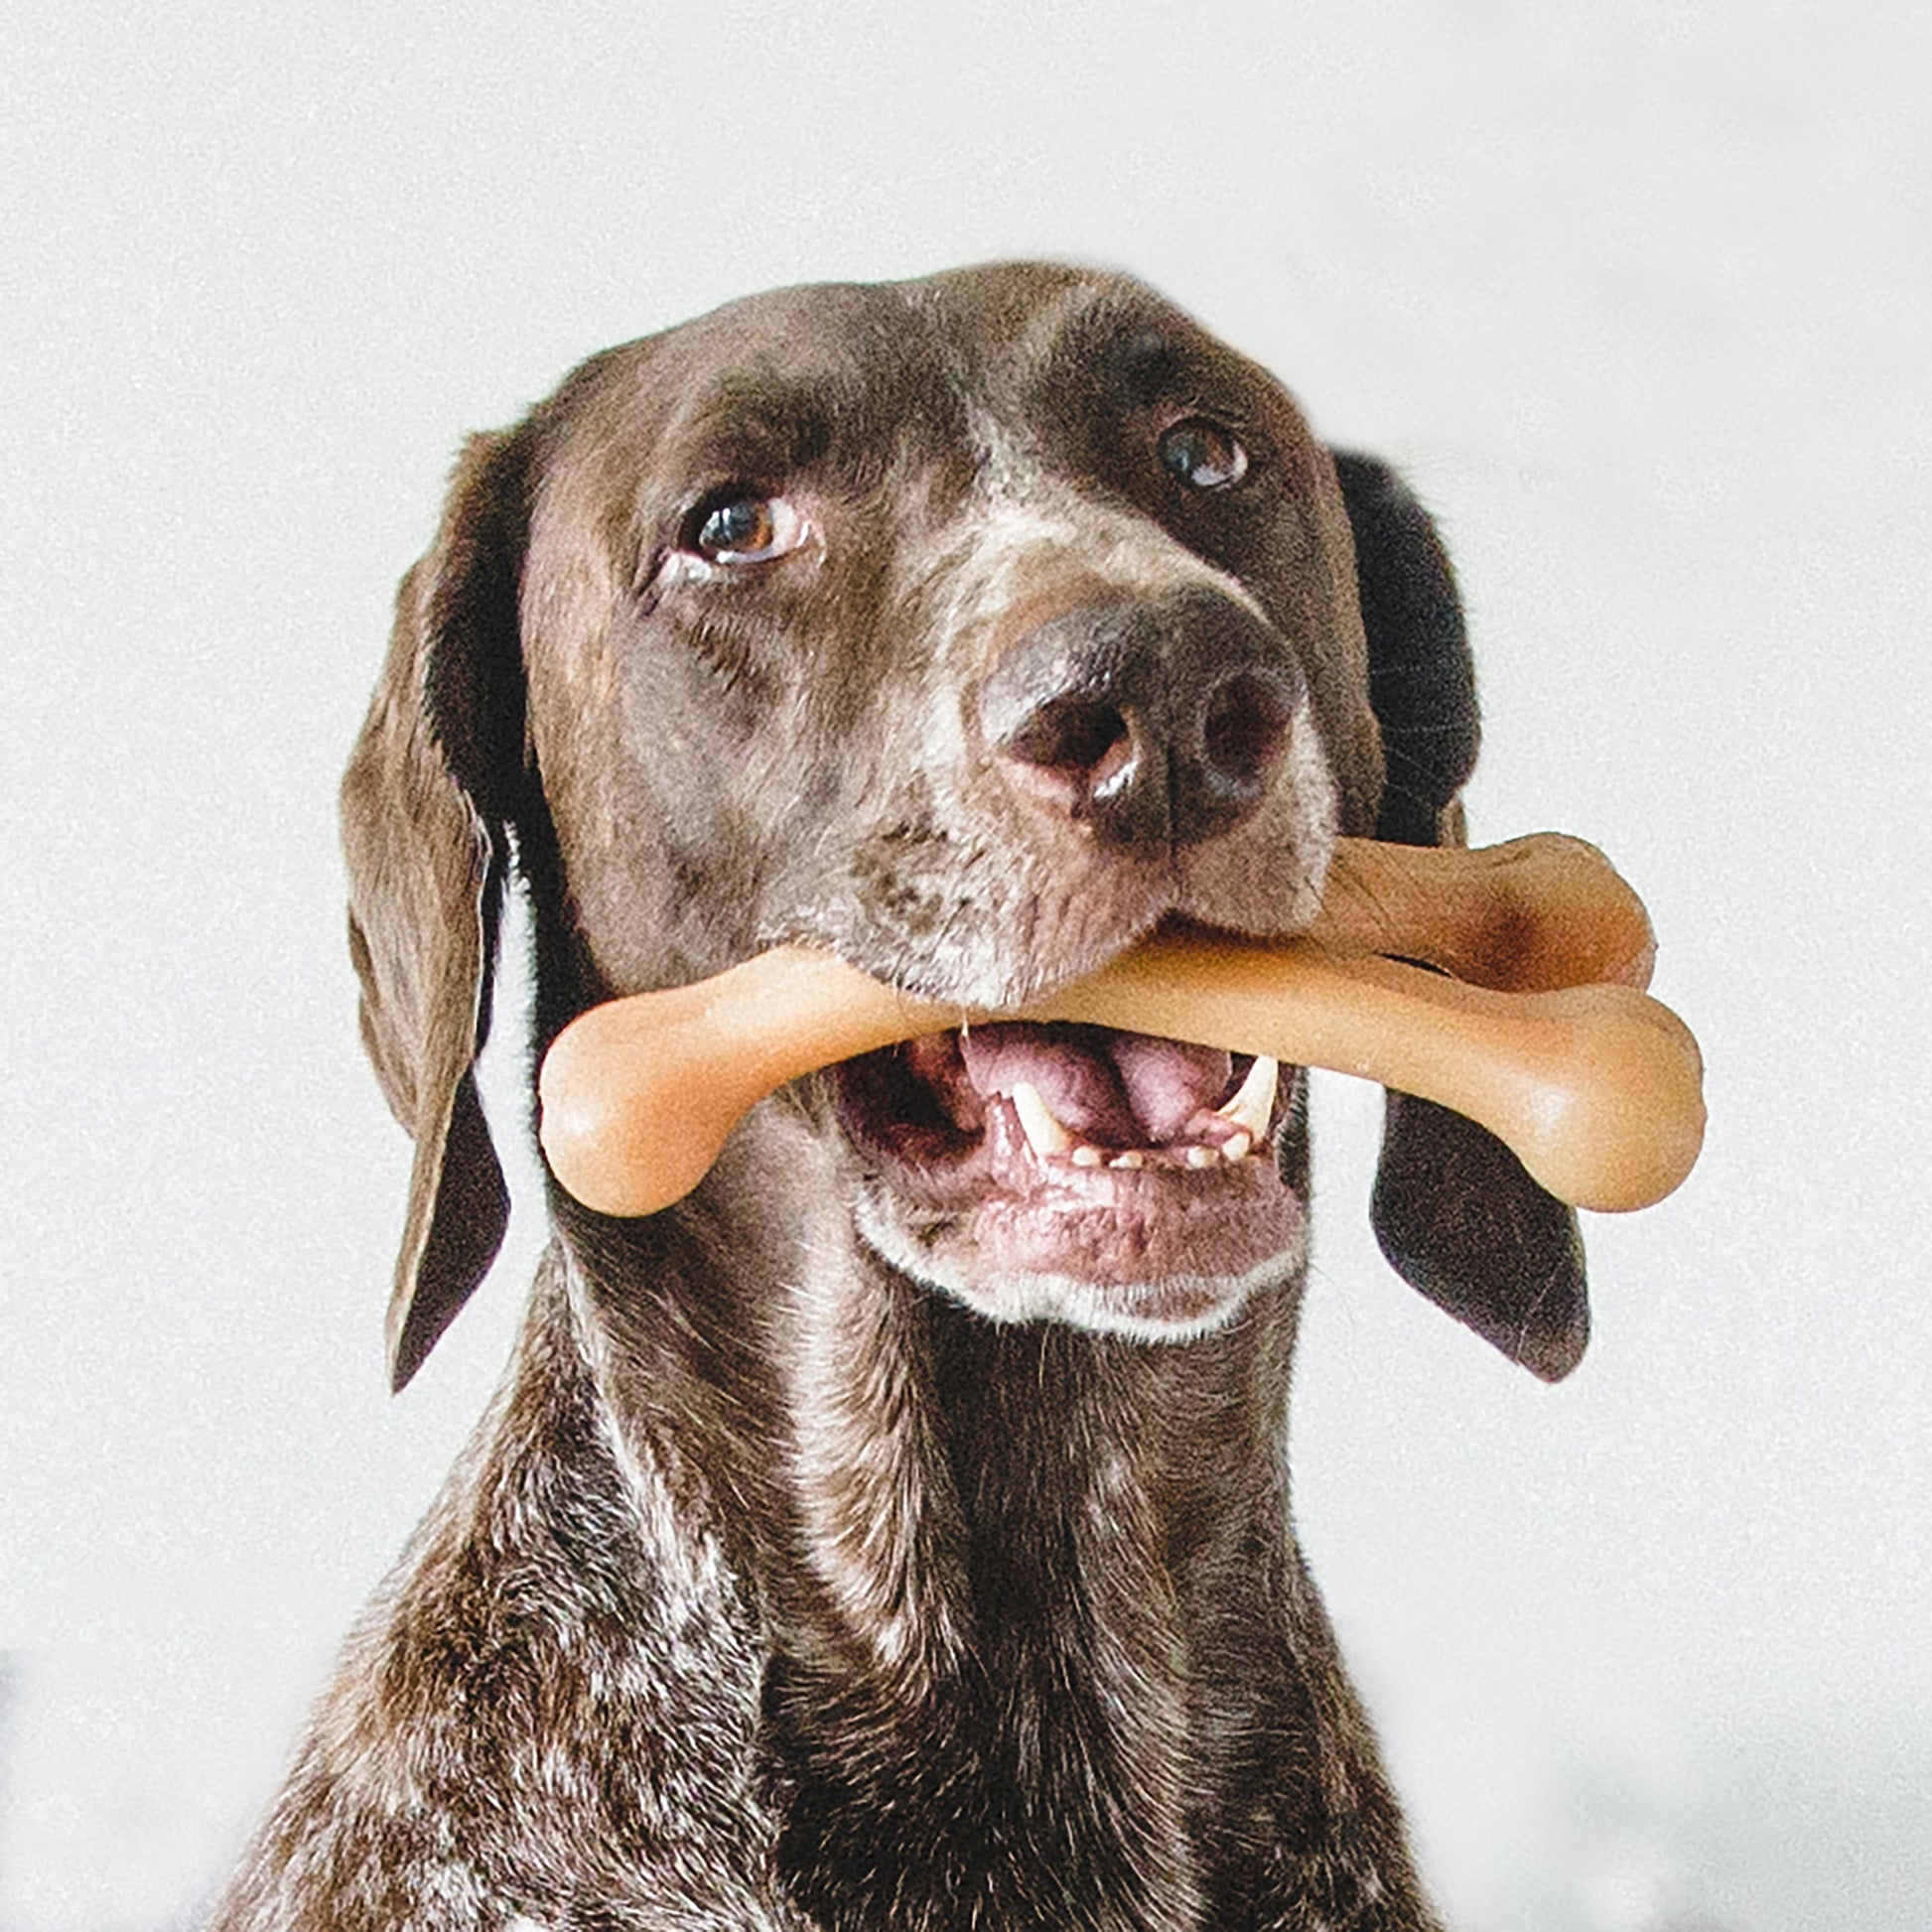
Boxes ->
[1111,1033,1236,1140]
[958,1025,1233,1146]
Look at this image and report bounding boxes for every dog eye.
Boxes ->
[1159,418,1249,491]
[687,492,810,564]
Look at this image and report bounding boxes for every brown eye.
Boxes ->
[688,492,809,564]
[1159,418,1249,490]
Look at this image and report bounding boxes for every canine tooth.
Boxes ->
[1010,1080,1074,1158]
[1184,1145,1220,1170]
[1110,1151,1146,1171]
[1071,1145,1105,1168]
[1222,1130,1253,1163]
[1215,1055,1280,1144]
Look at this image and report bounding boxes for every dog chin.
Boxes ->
[851,1183,1310,1341]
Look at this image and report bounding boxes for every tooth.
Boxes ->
[1110,1151,1146,1171]
[1010,1080,1074,1159]
[1184,1145,1220,1170]
[1222,1130,1253,1163]
[1215,1055,1279,1144]
[1071,1145,1105,1168]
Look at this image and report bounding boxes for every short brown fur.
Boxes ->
[212,263,1587,1930]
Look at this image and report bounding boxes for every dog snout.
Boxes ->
[977,589,1305,849]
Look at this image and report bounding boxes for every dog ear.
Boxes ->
[1330,452,1589,1382]
[341,428,532,1391]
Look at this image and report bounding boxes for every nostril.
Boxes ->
[1200,669,1296,793]
[1003,696,1135,794]
[979,594,1300,847]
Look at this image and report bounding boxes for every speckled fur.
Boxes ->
[212,263,1580,1929]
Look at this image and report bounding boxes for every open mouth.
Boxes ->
[831,1021,1307,1334]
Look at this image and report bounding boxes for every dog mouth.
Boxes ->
[830,1021,1306,1333]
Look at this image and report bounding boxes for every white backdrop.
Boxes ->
[4,3,1927,1927]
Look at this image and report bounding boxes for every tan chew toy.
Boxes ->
[537,834,1704,1221]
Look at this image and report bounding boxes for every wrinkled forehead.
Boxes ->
[913,262,1303,437]
[535,264,1312,506]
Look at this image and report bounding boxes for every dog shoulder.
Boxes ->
[210,1253,798,1929]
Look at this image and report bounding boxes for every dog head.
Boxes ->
[343,263,1586,1387]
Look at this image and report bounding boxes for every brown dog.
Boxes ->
[212,263,1587,1930]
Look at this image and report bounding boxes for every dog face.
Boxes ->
[345,261,1587,1385]
[513,264,1373,1339]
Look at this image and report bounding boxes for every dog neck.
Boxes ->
[557,1133,1419,1928]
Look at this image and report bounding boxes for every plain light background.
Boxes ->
[4,3,1927,1927]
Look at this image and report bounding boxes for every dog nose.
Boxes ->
[978,591,1304,848]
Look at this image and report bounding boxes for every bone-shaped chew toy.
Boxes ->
[537,834,1705,1220]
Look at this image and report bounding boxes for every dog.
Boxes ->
[211,262,1589,1931]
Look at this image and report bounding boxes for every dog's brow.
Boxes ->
[682,372,839,474]
[1117,328,1187,405]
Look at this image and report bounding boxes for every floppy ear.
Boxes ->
[341,428,532,1391]
[1330,451,1589,1382]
